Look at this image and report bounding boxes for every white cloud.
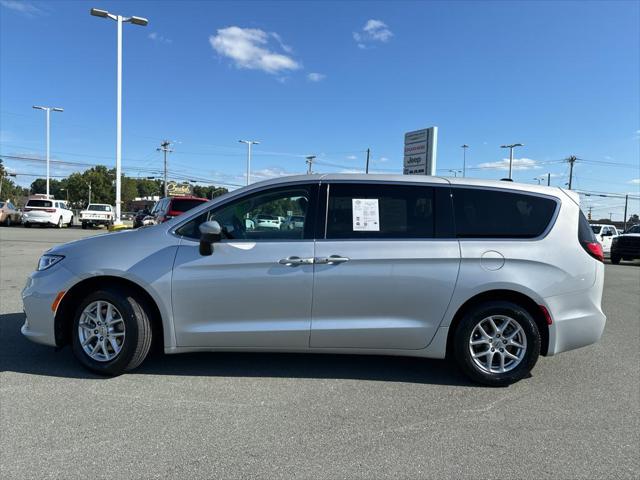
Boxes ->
[477,158,540,171]
[630,179,640,184]
[148,32,172,44]
[0,0,44,16]
[270,32,293,54]
[346,155,358,160]
[307,72,326,82]
[209,26,300,74]
[353,19,393,47]
[376,156,389,163]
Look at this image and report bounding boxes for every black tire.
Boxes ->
[71,287,153,376]
[24,222,31,228]
[453,301,541,387]
[611,253,621,264]
[4,216,11,227]
[68,216,74,227]
[57,216,63,228]
[81,222,87,230]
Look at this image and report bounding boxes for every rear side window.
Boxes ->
[170,198,207,213]
[578,211,597,244]
[27,200,52,208]
[452,188,557,238]
[326,183,435,239]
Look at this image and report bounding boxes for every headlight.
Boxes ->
[37,254,65,271]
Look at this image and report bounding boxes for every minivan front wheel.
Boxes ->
[453,301,540,386]
[71,287,152,376]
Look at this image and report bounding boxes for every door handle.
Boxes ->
[278,256,314,267]
[315,255,350,265]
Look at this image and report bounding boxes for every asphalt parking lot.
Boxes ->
[1,225,638,479]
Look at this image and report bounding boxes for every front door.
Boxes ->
[310,182,460,350]
[172,183,319,348]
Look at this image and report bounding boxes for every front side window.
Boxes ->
[176,185,316,241]
[326,183,435,239]
[453,188,557,238]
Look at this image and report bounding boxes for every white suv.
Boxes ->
[22,198,74,228]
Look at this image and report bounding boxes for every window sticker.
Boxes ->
[352,198,380,231]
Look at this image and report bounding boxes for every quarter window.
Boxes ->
[452,188,557,238]
[326,183,435,239]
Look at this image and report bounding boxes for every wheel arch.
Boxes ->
[54,276,164,352]
[445,289,549,358]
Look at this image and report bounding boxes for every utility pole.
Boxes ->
[587,206,593,221]
[157,140,172,196]
[500,143,524,180]
[239,140,260,185]
[461,144,469,178]
[305,155,316,174]
[547,173,551,186]
[365,148,370,174]
[567,156,577,190]
[609,212,613,221]
[88,181,92,205]
[623,194,629,231]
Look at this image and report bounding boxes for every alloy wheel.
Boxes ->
[78,300,126,362]
[468,315,527,374]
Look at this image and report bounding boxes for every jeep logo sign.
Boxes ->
[403,127,437,176]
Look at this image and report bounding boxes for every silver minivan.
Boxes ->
[22,174,606,386]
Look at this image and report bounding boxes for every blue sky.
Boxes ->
[1,0,639,219]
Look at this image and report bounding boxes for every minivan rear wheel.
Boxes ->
[71,287,153,376]
[453,301,540,386]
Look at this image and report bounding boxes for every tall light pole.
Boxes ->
[500,143,524,180]
[90,8,148,224]
[448,169,462,177]
[32,106,63,198]
[461,144,469,178]
[239,140,259,185]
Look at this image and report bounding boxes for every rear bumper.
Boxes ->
[545,262,606,356]
[22,215,55,224]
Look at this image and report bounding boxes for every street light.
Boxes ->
[90,7,148,224]
[239,140,259,185]
[500,143,524,180]
[533,177,541,185]
[32,106,63,198]
[461,144,469,178]
[448,169,462,177]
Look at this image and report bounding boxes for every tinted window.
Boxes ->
[326,183,434,239]
[27,200,52,208]
[87,204,111,211]
[176,185,316,241]
[170,198,207,213]
[453,188,557,238]
[626,225,640,234]
[591,225,602,234]
[578,211,597,243]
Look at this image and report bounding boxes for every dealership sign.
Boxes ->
[403,127,437,175]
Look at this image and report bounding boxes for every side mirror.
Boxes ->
[199,220,222,256]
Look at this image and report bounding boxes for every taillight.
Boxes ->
[538,305,553,325]
[167,210,181,217]
[584,241,604,263]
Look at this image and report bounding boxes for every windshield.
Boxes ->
[627,225,640,234]
[591,225,602,234]
[26,200,52,208]
[87,204,111,211]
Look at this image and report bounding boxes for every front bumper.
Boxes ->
[21,264,78,347]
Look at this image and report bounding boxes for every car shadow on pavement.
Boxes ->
[0,312,478,387]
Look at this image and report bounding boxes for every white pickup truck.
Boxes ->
[591,224,619,255]
[80,204,114,229]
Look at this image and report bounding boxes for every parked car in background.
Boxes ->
[21,174,606,386]
[22,198,73,228]
[0,200,21,226]
[149,196,208,224]
[282,215,305,230]
[80,204,114,229]
[253,214,281,229]
[590,224,619,255]
[610,224,640,264]
[133,206,154,228]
